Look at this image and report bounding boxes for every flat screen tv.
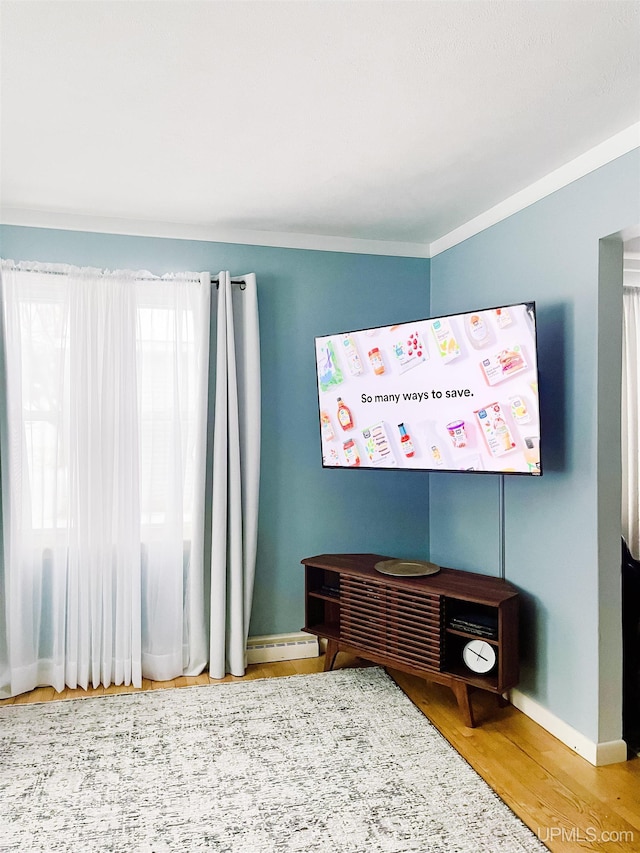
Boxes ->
[314,301,542,475]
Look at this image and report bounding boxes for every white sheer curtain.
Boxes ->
[0,261,210,697]
[622,285,640,560]
[210,272,261,678]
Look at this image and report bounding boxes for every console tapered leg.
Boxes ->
[324,639,339,671]
[452,681,475,728]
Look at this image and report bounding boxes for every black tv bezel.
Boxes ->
[314,300,542,477]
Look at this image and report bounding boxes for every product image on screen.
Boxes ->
[315,302,542,475]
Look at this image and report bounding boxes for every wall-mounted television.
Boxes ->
[314,301,542,475]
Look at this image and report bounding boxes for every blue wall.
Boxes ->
[429,149,640,744]
[3,147,638,748]
[0,226,431,636]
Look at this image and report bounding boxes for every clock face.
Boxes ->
[462,639,496,674]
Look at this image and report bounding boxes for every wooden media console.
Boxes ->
[301,553,520,727]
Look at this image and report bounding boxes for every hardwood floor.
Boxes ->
[2,653,639,852]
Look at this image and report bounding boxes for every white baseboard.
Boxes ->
[510,688,628,766]
[246,633,319,665]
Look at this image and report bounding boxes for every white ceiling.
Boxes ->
[1,0,639,254]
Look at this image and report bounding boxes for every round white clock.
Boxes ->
[462,639,496,674]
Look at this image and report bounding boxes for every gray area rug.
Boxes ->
[0,667,548,852]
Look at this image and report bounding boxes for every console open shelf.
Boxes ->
[301,553,520,727]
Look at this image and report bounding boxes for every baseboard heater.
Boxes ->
[246,633,319,664]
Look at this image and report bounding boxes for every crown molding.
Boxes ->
[2,123,638,260]
[428,122,640,257]
[0,208,430,259]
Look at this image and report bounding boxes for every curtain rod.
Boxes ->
[2,265,246,289]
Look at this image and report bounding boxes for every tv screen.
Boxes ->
[314,302,542,475]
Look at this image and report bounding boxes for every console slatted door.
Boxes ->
[386,588,443,672]
[341,577,388,657]
[341,577,444,671]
